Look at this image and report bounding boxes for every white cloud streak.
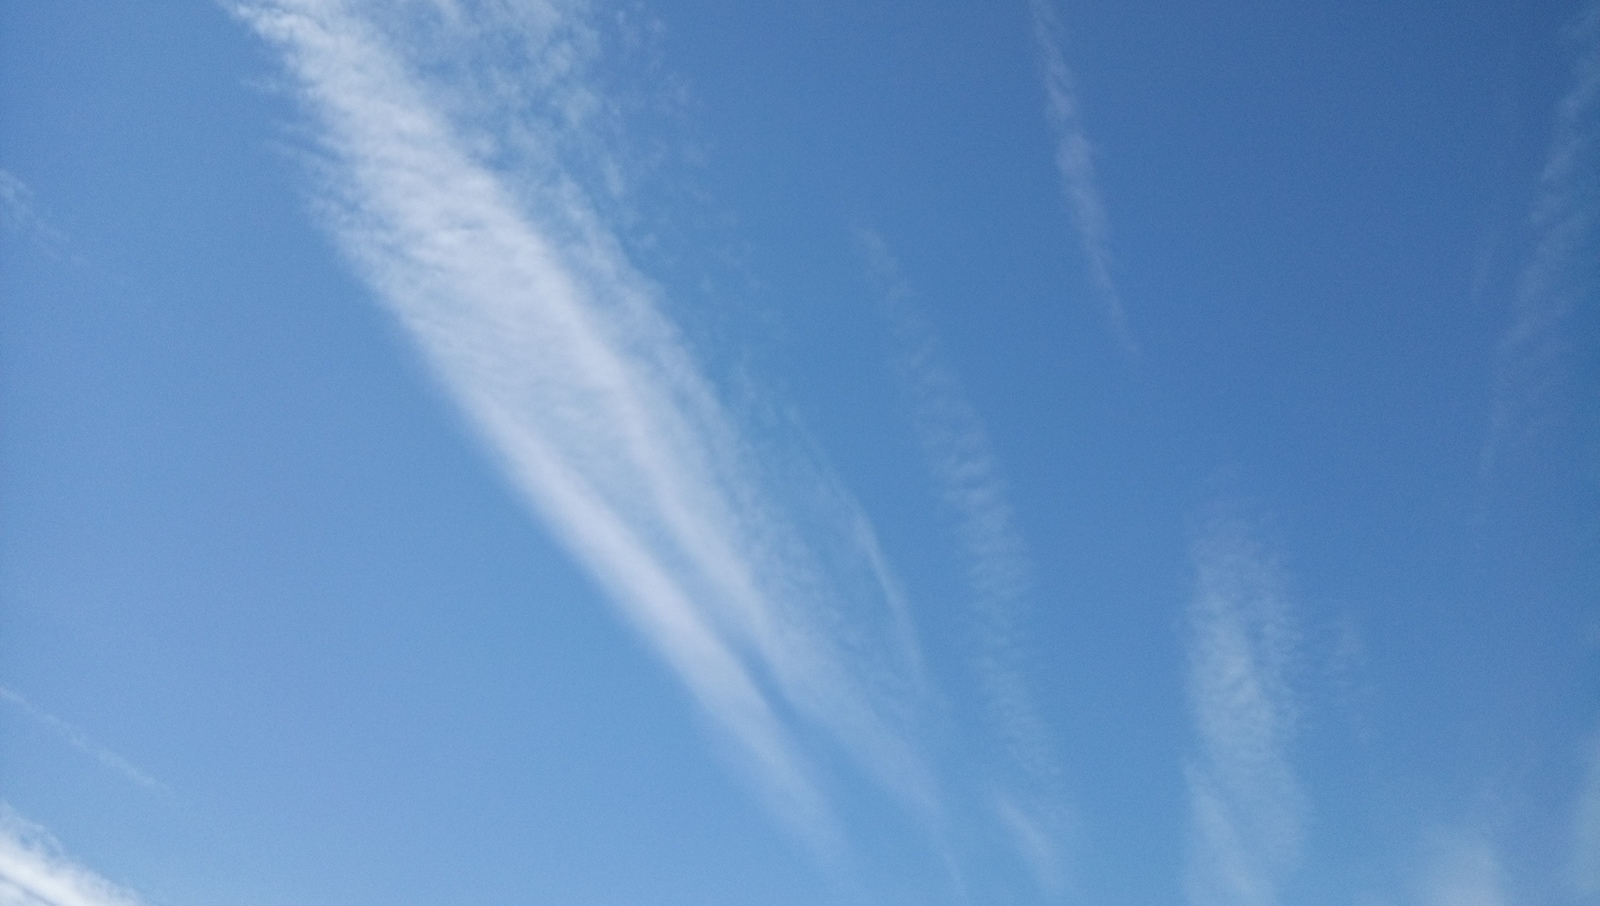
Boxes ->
[1027,0,1135,356]
[0,688,162,793]
[1484,1,1600,472]
[233,0,933,850]
[857,230,1070,894]
[1185,519,1303,906]
[0,809,142,906]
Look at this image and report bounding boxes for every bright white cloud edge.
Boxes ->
[0,809,142,906]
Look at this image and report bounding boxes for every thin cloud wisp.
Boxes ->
[235,0,935,855]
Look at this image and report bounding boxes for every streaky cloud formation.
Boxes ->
[0,808,142,906]
[1027,0,1136,356]
[233,0,935,855]
[0,688,162,793]
[1184,517,1303,906]
[857,229,1071,894]
[1484,0,1599,473]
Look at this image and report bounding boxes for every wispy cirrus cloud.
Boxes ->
[1027,0,1135,356]
[0,170,46,235]
[1184,518,1303,906]
[0,687,162,793]
[0,170,70,257]
[233,0,934,853]
[857,229,1071,894]
[0,808,142,906]
[1484,1,1599,473]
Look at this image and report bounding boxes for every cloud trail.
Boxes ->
[1484,0,1600,473]
[234,0,934,850]
[1027,0,1135,356]
[0,808,142,906]
[0,688,162,793]
[857,230,1070,893]
[1184,519,1303,906]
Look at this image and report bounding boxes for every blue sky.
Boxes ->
[1,1,1596,904]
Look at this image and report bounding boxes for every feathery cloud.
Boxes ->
[234,0,933,851]
[858,229,1070,893]
[1027,0,1135,356]
[0,809,142,906]
[1484,0,1600,472]
[1184,518,1303,906]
